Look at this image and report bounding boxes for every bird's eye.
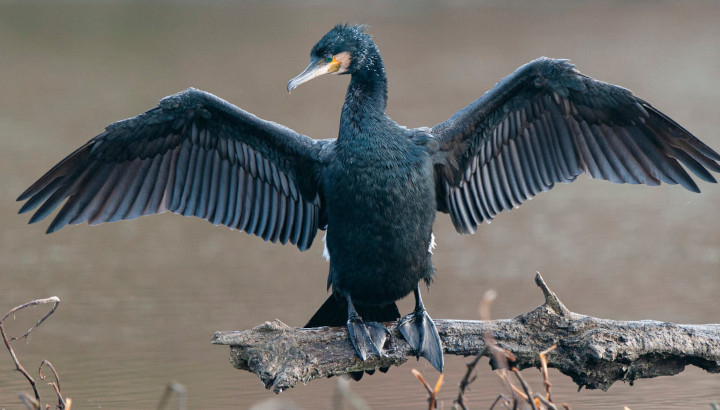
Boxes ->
[325,56,334,63]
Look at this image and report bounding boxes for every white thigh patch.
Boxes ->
[428,232,436,254]
[322,232,330,261]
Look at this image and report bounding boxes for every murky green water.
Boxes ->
[1,2,718,408]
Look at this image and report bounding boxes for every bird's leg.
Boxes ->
[346,295,389,361]
[398,285,444,372]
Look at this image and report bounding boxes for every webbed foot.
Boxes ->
[347,318,389,360]
[397,287,444,372]
[346,296,389,361]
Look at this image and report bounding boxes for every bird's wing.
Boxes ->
[430,57,720,234]
[18,88,328,251]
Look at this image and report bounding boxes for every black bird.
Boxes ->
[17,24,720,375]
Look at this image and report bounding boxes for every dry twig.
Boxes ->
[332,377,371,410]
[452,347,485,410]
[486,289,568,410]
[412,369,443,409]
[539,345,557,402]
[157,381,187,410]
[39,360,68,409]
[1,296,70,409]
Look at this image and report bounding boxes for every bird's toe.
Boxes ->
[398,310,444,372]
[347,318,387,361]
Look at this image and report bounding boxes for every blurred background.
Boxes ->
[1,1,719,408]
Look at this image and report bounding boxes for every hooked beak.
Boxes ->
[287,57,341,92]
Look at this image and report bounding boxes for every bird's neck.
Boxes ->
[339,48,389,138]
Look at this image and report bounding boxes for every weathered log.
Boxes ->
[211,273,720,393]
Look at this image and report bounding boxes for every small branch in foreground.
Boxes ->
[157,381,187,410]
[453,347,485,410]
[212,274,720,393]
[1,297,66,409]
[411,369,443,410]
[479,289,568,410]
[39,360,68,409]
[333,377,371,410]
[539,345,557,403]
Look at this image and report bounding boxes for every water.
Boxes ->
[1,1,719,408]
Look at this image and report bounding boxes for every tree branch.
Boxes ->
[212,273,720,394]
[0,296,62,407]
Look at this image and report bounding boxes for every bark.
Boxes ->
[211,273,720,394]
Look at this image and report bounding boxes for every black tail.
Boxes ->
[305,294,400,328]
[304,294,400,381]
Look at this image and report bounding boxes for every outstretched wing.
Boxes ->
[18,88,328,251]
[431,58,720,234]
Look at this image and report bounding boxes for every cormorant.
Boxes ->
[17,24,720,375]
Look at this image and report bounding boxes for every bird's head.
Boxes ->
[287,24,374,92]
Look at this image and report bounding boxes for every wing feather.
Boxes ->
[280,196,295,244]
[128,153,165,220]
[431,58,719,233]
[32,163,100,226]
[18,88,327,250]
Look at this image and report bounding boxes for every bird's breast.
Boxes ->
[321,137,437,303]
[326,138,434,215]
